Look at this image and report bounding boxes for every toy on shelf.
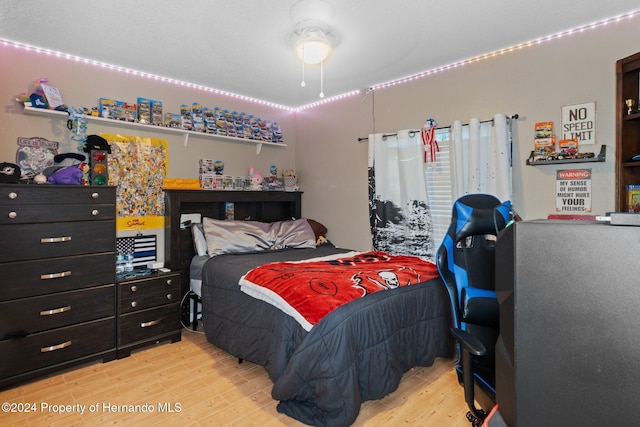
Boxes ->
[282,168,299,192]
[248,167,263,191]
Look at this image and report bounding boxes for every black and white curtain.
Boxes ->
[368,130,436,260]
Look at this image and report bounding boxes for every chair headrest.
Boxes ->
[452,194,511,242]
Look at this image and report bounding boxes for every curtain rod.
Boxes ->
[356,114,519,142]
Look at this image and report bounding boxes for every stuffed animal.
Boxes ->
[282,168,296,178]
[249,171,263,191]
[47,163,87,185]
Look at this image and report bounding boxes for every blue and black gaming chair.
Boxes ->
[436,194,512,426]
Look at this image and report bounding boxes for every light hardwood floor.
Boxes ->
[1,325,470,427]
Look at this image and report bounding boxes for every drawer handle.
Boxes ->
[40,305,71,316]
[166,279,172,285]
[140,318,164,328]
[131,301,137,308]
[91,209,99,216]
[8,211,17,219]
[8,192,18,199]
[130,285,137,292]
[166,293,173,300]
[41,236,72,243]
[41,340,73,353]
[40,271,72,280]
[91,192,99,199]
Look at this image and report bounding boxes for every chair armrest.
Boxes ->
[451,327,487,357]
[461,287,499,327]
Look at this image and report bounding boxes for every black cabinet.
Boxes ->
[116,271,181,358]
[495,220,639,427]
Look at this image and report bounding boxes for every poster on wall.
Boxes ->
[561,101,596,145]
[102,133,168,231]
[556,168,591,213]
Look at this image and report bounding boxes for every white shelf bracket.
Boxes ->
[183,133,189,147]
[256,143,263,155]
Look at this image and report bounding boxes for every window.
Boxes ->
[425,128,452,248]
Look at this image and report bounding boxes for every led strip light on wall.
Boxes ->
[0,39,294,112]
[366,10,640,94]
[2,9,638,112]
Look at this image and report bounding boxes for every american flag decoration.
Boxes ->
[116,235,157,268]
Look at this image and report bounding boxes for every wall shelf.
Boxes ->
[23,105,287,154]
[615,51,640,212]
[526,145,606,166]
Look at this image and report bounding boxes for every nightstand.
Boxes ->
[116,270,181,358]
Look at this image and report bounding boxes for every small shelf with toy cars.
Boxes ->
[526,144,606,166]
[22,105,287,154]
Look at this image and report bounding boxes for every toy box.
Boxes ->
[137,98,152,124]
[114,100,125,121]
[165,113,181,128]
[534,136,555,156]
[99,98,117,119]
[199,173,215,190]
[150,99,163,126]
[199,159,215,174]
[123,102,137,122]
[533,121,555,156]
[192,103,205,132]
[534,121,553,139]
[557,138,579,157]
[628,184,640,212]
[40,83,65,110]
[204,107,216,133]
[180,104,193,131]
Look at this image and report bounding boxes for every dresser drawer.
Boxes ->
[0,185,116,206]
[0,203,115,224]
[0,318,115,379]
[0,220,114,262]
[0,253,114,300]
[0,285,114,338]
[119,274,180,314]
[118,304,180,346]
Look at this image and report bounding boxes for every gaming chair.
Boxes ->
[436,194,512,426]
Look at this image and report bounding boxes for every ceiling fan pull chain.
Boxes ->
[301,42,307,87]
[319,60,325,98]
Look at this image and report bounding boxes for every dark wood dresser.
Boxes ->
[117,270,181,358]
[0,184,117,389]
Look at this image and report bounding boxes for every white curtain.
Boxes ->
[450,113,511,202]
[368,130,436,260]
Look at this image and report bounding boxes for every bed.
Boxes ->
[164,190,453,427]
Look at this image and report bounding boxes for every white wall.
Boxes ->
[0,44,298,259]
[0,45,297,180]
[296,16,640,250]
[1,15,639,253]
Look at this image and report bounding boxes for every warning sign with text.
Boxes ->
[556,168,592,213]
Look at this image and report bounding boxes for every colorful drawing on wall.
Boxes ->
[102,133,168,231]
[16,137,59,177]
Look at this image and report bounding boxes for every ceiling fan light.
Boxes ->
[297,39,331,64]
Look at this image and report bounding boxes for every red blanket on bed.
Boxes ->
[239,251,439,329]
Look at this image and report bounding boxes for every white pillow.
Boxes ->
[191,223,208,256]
[202,218,315,257]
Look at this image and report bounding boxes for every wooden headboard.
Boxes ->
[163,189,302,274]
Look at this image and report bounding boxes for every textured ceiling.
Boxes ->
[1,1,638,108]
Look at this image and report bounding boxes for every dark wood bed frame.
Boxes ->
[163,189,303,323]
